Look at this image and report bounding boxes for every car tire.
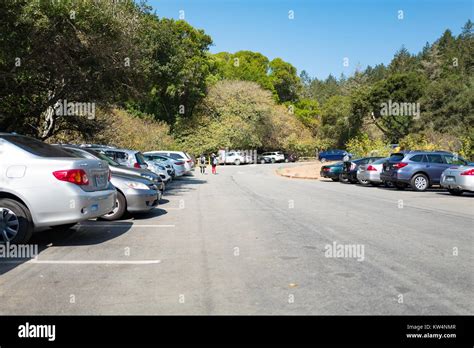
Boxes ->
[447,189,463,196]
[410,174,429,192]
[394,182,407,190]
[100,191,127,221]
[234,159,241,165]
[0,198,33,244]
[339,173,350,184]
[358,179,370,185]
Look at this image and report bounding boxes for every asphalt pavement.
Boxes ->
[0,163,472,315]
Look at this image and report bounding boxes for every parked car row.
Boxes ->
[217,150,297,165]
[0,133,195,244]
[320,150,474,196]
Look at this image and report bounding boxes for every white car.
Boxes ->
[261,151,285,163]
[145,161,172,183]
[143,153,184,177]
[145,151,194,174]
[224,151,252,165]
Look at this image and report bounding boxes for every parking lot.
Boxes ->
[0,163,472,315]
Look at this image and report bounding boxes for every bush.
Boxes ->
[178,80,317,156]
[399,130,472,159]
[48,108,176,151]
[346,133,391,158]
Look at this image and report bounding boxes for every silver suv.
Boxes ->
[0,134,116,243]
[89,147,149,169]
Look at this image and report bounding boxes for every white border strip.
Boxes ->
[26,259,161,265]
[78,224,175,228]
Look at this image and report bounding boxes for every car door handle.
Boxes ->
[425,165,430,168]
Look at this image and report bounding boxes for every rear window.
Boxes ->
[1,135,74,158]
[169,153,185,160]
[373,158,388,165]
[409,154,426,162]
[86,150,119,166]
[103,150,128,162]
[426,154,443,164]
[135,152,147,165]
[388,153,405,162]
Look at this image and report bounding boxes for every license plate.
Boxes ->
[445,176,455,182]
[95,174,106,186]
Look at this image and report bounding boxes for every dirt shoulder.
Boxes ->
[276,161,338,180]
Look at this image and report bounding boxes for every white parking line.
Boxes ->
[2,259,161,265]
[78,224,175,228]
[29,259,161,265]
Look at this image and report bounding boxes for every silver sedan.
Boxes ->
[356,158,388,186]
[0,133,116,243]
[59,147,159,220]
[440,165,474,196]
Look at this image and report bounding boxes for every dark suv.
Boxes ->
[380,151,469,191]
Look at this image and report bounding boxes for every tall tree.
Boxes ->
[0,0,145,139]
[269,58,301,102]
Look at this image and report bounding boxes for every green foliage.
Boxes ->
[368,72,427,142]
[320,95,352,147]
[399,130,473,159]
[212,51,301,102]
[177,81,315,155]
[269,58,301,102]
[346,133,391,158]
[135,18,213,125]
[48,108,176,152]
[289,99,321,133]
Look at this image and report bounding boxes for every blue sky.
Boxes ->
[147,0,473,80]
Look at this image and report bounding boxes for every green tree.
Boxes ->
[134,18,213,125]
[368,72,426,142]
[0,0,145,139]
[269,58,301,102]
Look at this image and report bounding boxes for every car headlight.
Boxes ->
[125,182,150,190]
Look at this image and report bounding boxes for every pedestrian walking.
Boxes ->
[342,152,351,172]
[211,153,218,174]
[199,154,206,174]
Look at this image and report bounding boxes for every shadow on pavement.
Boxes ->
[164,175,207,196]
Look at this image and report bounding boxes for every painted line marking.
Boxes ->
[78,224,175,228]
[2,259,161,265]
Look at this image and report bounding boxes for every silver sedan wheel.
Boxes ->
[104,198,120,217]
[414,176,428,190]
[0,208,20,243]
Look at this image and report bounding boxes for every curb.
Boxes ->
[275,169,319,180]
